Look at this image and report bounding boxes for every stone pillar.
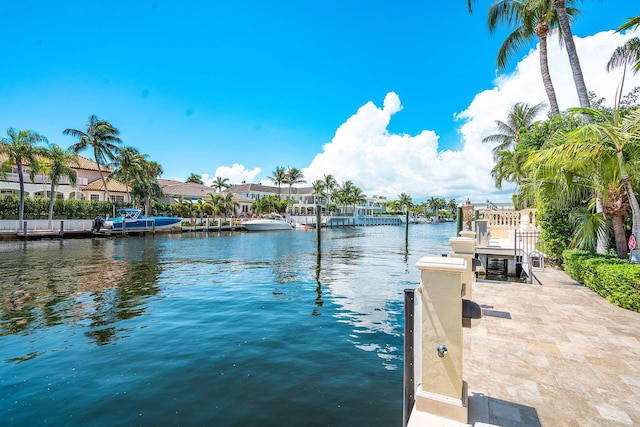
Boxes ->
[449,235,476,301]
[413,256,468,424]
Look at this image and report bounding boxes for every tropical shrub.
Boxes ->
[0,195,127,219]
[562,249,640,312]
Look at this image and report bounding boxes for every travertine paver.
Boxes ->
[464,268,640,427]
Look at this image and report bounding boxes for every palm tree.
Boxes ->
[205,192,223,217]
[212,176,230,192]
[483,102,546,157]
[529,107,640,259]
[110,146,145,206]
[0,128,48,223]
[268,166,286,199]
[618,15,640,33]
[284,167,306,212]
[186,173,203,185]
[219,193,240,219]
[64,115,122,201]
[311,180,326,206]
[607,37,640,108]
[43,144,78,224]
[488,0,578,115]
[552,0,590,109]
[132,160,163,216]
[470,0,590,109]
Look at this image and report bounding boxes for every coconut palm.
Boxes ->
[186,173,203,185]
[483,102,546,157]
[529,107,640,259]
[471,0,590,109]
[618,15,640,33]
[311,180,326,206]
[268,166,286,200]
[0,128,48,223]
[64,115,122,201]
[219,193,240,219]
[205,192,223,217]
[284,167,306,211]
[607,37,640,108]
[132,160,163,216]
[552,0,590,109]
[212,176,230,192]
[110,146,145,206]
[488,0,578,115]
[43,144,78,223]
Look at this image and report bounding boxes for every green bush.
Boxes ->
[562,249,640,312]
[0,195,128,219]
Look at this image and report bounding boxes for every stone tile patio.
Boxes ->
[464,268,640,426]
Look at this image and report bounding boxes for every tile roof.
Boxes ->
[0,147,112,173]
[82,177,129,192]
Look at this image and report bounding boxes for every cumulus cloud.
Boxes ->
[303,28,640,203]
[202,164,261,187]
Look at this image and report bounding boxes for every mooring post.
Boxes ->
[23,221,27,238]
[59,221,64,238]
[316,205,321,252]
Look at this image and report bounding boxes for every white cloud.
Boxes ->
[303,28,640,203]
[201,163,262,187]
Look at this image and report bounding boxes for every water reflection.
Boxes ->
[0,238,162,356]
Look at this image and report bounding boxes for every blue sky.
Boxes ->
[1,1,638,202]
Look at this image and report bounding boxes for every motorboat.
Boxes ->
[242,214,293,231]
[102,209,182,232]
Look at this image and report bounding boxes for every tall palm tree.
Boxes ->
[268,166,286,199]
[110,146,145,206]
[0,128,48,223]
[211,176,230,192]
[284,167,306,212]
[607,37,640,108]
[470,0,590,109]
[43,144,78,224]
[552,0,590,109]
[483,102,546,157]
[64,115,122,201]
[488,0,578,115]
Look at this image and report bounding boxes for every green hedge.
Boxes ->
[0,195,128,219]
[562,249,640,312]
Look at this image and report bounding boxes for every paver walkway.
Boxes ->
[464,267,640,426]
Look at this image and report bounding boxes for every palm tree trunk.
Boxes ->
[611,214,628,259]
[553,0,591,109]
[48,180,55,225]
[622,176,640,262]
[539,35,560,115]
[17,163,25,224]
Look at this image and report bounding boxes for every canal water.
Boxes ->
[1,222,456,426]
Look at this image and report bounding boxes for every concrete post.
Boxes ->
[412,256,468,424]
[449,235,477,301]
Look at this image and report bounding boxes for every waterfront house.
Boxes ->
[0,152,132,203]
[157,179,253,217]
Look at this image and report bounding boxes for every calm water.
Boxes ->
[0,222,456,426]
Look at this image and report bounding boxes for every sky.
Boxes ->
[1,1,639,203]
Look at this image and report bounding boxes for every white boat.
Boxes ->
[243,214,293,231]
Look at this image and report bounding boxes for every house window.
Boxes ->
[110,195,125,202]
[90,194,100,201]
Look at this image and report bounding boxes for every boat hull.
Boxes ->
[243,220,292,231]
[108,218,182,231]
